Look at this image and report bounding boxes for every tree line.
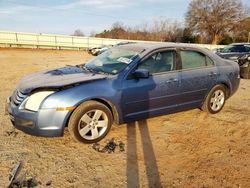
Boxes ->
[74,0,250,45]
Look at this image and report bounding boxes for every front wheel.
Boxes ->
[68,101,113,143]
[201,85,227,114]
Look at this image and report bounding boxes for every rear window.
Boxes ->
[180,51,206,69]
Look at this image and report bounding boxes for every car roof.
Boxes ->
[117,42,209,53]
[116,42,226,63]
[231,43,250,46]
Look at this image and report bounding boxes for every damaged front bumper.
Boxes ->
[6,96,70,137]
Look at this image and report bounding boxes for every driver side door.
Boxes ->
[121,49,182,122]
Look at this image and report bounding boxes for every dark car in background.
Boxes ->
[216,43,250,61]
[7,43,240,143]
[238,53,250,79]
[216,43,250,79]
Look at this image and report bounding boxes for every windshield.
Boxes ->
[84,48,139,75]
[220,45,246,53]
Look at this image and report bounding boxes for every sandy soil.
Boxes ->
[0,48,249,188]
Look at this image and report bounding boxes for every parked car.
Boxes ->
[115,41,136,46]
[88,45,112,56]
[216,43,250,60]
[238,53,250,79]
[6,43,240,143]
[88,42,136,56]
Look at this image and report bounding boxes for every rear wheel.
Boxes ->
[202,85,227,114]
[68,101,113,143]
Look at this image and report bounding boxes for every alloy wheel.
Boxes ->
[210,90,225,112]
[78,109,108,140]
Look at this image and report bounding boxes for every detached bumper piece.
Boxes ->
[238,54,250,79]
[240,66,250,79]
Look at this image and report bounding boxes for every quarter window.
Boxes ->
[138,51,175,74]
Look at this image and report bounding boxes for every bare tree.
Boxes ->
[186,0,245,44]
[233,17,250,42]
[95,19,184,42]
[110,22,126,39]
[73,29,85,36]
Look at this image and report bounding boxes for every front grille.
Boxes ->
[12,90,27,106]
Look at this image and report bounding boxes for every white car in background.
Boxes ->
[88,42,136,56]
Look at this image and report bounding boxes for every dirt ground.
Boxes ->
[0,48,249,188]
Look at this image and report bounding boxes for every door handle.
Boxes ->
[165,78,178,83]
[173,78,179,82]
[208,72,217,77]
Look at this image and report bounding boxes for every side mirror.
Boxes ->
[133,69,149,79]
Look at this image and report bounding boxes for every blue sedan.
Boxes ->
[7,43,240,143]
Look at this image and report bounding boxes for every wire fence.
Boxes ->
[0,30,224,50]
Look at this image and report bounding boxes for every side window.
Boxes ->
[235,45,246,52]
[180,50,206,69]
[221,46,235,53]
[228,46,237,52]
[137,51,175,74]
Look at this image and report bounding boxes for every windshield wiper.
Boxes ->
[94,69,112,75]
[66,64,111,75]
[81,65,96,73]
[66,64,83,69]
[82,65,107,74]
[78,64,111,75]
[77,64,94,73]
[66,64,94,73]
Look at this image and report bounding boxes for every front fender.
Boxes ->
[40,80,123,124]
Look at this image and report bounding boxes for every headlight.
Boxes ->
[21,91,55,112]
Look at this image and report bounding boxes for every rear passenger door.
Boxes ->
[179,49,217,107]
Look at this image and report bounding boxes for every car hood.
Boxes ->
[16,66,108,94]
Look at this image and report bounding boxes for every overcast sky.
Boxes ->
[0,0,249,36]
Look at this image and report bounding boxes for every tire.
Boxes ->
[68,101,113,144]
[201,85,227,114]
